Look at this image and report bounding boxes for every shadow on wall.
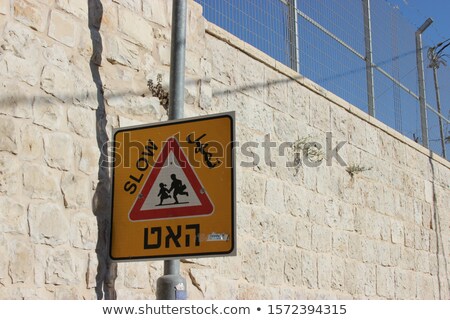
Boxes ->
[88,0,117,300]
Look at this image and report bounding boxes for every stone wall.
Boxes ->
[0,0,449,299]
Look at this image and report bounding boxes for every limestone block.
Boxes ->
[118,8,153,48]
[332,231,348,257]
[312,225,332,253]
[301,251,317,289]
[377,241,391,267]
[199,80,212,110]
[284,185,308,218]
[250,210,277,243]
[399,247,415,271]
[283,247,301,285]
[43,44,70,70]
[344,260,365,296]
[265,178,285,214]
[43,132,74,171]
[317,254,332,289]
[56,0,88,19]
[61,172,92,209]
[48,10,79,47]
[156,42,170,66]
[0,196,27,234]
[105,92,166,119]
[241,241,267,285]
[105,36,140,70]
[0,152,22,195]
[277,214,296,246]
[264,68,288,112]
[8,239,34,284]
[237,170,265,205]
[28,202,69,246]
[143,0,168,26]
[86,252,98,289]
[1,52,42,86]
[208,36,236,85]
[14,0,47,32]
[79,142,100,175]
[0,235,8,286]
[70,212,97,250]
[295,220,311,250]
[265,243,285,286]
[233,51,265,101]
[41,65,74,102]
[124,262,148,289]
[415,250,430,274]
[0,81,34,119]
[45,249,79,285]
[113,0,141,11]
[376,266,395,299]
[0,0,9,15]
[416,274,436,299]
[33,96,66,131]
[415,227,430,251]
[0,116,18,153]
[391,219,404,245]
[361,239,377,264]
[309,101,331,132]
[348,233,362,261]
[67,107,96,138]
[23,163,61,200]
[288,82,310,123]
[331,256,345,290]
[394,269,416,299]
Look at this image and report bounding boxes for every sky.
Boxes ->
[388,0,450,45]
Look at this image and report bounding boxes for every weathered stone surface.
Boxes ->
[301,251,317,289]
[70,212,97,250]
[143,0,168,26]
[265,179,285,214]
[23,163,61,200]
[86,252,98,289]
[33,97,66,131]
[48,10,79,47]
[43,132,74,171]
[0,235,8,286]
[0,116,18,153]
[45,249,79,285]
[113,0,141,12]
[0,196,27,234]
[124,263,148,289]
[118,7,153,48]
[56,0,88,20]
[14,0,47,32]
[0,0,9,15]
[0,152,22,195]
[68,107,96,138]
[9,239,33,284]
[105,36,140,70]
[61,172,92,209]
[312,225,332,253]
[41,65,74,102]
[78,142,100,175]
[0,82,34,118]
[28,202,69,246]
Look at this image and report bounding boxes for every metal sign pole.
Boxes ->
[156,0,188,300]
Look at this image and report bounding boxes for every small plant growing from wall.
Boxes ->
[346,163,372,178]
[147,74,169,110]
[291,136,325,175]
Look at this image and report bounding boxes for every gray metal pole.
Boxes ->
[156,0,187,300]
[362,0,375,117]
[287,0,299,72]
[415,18,433,148]
[432,67,446,158]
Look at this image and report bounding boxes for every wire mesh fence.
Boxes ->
[195,0,450,160]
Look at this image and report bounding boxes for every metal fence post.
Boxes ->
[156,0,188,300]
[362,0,375,117]
[287,0,299,72]
[415,18,433,148]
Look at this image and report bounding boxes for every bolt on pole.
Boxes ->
[415,18,433,148]
[156,0,188,300]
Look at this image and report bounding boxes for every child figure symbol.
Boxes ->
[157,174,189,206]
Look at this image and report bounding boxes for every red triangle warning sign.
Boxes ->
[129,137,214,221]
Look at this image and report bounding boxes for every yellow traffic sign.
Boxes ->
[110,112,235,261]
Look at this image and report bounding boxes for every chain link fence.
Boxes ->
[195,0,450,160]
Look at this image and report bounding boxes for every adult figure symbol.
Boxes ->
[168,174,189,204]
